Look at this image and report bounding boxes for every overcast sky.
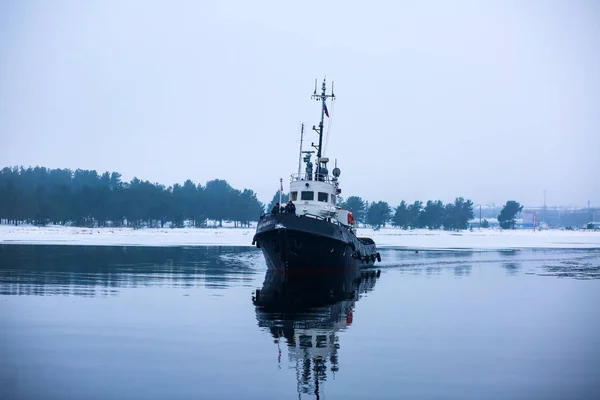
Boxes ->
[1,0,598,208]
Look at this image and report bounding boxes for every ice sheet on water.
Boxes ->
[0,225,599,250]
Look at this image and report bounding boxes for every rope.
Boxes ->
[323,98,336,155]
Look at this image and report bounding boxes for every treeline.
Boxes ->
[0,167,264,228]
[2,165,545,231]
[340,196,475,230]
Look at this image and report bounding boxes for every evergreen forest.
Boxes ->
[3,165,585,230]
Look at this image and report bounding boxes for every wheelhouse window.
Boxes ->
[290,191,298,201]
[316,335,327,348]
[301,191,314,201]
[299,335,313,348]
[318,192,328,202]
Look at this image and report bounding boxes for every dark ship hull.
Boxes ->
[253,266,381,315]
[252,213,380,271]
[253,267,381,337]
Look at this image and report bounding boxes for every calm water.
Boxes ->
[1,245,599,400]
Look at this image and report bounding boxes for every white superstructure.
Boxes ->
[289,155,355,231]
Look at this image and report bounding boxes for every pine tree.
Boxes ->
[366,201,392,229]
[392,201,410,229]
[498,201,523,229]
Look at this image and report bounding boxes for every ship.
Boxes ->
[252,78,381,271]
[252,267,381,399]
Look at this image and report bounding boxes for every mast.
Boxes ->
[279,178,283,207]
[311,78,335,175]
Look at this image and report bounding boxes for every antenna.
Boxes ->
[297,123,304,175]
[310,77,336,179]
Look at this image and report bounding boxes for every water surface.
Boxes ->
[1,245,599,399]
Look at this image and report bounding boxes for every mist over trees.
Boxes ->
[0,167,264,228]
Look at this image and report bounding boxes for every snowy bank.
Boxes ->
[1,225,599,250]
[0,225,255,247]
[360,228,600,250]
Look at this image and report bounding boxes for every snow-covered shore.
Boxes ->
[1,225,599,250]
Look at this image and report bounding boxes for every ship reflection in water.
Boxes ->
[252,267,381,399]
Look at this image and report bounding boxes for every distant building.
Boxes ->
[518,213,536,229]
[468,218,499,229]
[585,221,600,231]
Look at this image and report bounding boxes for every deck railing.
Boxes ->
[259,211,348,227]
[290,173,335,183]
